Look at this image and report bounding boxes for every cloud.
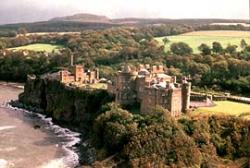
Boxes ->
[0,0,248,24]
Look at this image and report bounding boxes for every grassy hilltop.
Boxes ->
[9,43,63,52]
[156,30,250,53]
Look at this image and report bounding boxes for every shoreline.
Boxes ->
[0,84,81,168]
[0,103,81,168]
[8,105,81,168]
[0,81,24,89]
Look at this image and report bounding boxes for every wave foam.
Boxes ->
[7,105,81,168]
[0,159,14,168]
[38,158,67,168]
[0,159,8,168]
[0,126,16,131]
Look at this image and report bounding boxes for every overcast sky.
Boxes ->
[0,0,249,24]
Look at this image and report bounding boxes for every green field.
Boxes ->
[193,101,250,120]
[156,31,250,53]
[9,43,63,53]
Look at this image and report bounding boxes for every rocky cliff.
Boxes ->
[18,78,114,135]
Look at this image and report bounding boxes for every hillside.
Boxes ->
[0,13,248,33]
[50,13,111,23]
[0,21,118,33]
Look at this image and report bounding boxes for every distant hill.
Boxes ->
[50,13,111,23]
[0,13,248,33]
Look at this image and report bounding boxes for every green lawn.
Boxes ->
[193,101,250,120]
[155,31,250,53]
[9,43,63,53]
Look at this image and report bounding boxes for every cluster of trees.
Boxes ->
[197,24,250,31]
[166,40,250,95]
[197,39,249,56]
[0,50,69,81]
[169,39,249,56]
[92,105,250,167]
[0,31,17,37]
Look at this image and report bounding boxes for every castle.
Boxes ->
[108,64,191,117]
[52,63,191,117]
[59,65,99,84]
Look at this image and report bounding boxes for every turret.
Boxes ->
[181,77,191,112]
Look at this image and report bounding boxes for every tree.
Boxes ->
[212,42,223,54]
[225,44,237,54]
[198,43,211,55]
[18,28,28,36]
[170,42,193,56]
[212,61,229,76]
[244,45,250,52]
[0,41,6,49]
[240,39,247,49]
[162,37,170,45]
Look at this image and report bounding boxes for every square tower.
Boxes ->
[74,65,85,82]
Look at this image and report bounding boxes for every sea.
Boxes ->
[0,83,80,168]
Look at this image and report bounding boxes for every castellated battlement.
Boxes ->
[108,64,191,116]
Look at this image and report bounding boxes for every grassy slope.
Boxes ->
[192,101,250,120]
[156,30,250,53]
[9,43,63,52]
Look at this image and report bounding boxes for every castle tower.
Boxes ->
[181,77,191,112]
[60,70,69,83]
[74,65,85,82]
[115,64,138,105]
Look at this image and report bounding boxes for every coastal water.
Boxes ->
[0,84,80,168]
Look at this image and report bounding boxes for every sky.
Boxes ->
[0,0,249,24]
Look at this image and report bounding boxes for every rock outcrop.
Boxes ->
[19,77,114,134]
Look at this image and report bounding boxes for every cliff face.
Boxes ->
[19,78,114,133]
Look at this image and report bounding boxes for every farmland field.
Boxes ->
[156,30,250,53]
[192,101,250,120]
[9,43,63,52]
